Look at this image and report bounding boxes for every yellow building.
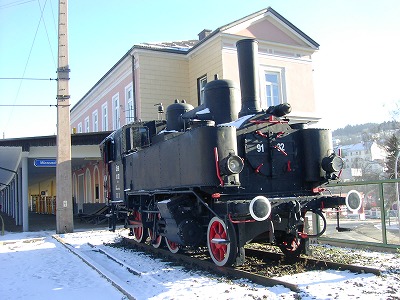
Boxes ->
[68,7,320,208]
[71,7,320,133]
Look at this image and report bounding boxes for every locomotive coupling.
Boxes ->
[249,196,271,221]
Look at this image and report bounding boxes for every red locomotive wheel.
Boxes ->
[207,217,237,266]
[279,235,304,262]
[165,237,180,254]
[131,211,147,243]
[149,230,163,248]
[148,213,164,248]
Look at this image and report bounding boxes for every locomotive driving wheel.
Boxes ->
[130,210,147,243]
[148,213,164,248]
[278,234,305,262]
[207,217,238,266]
[165,237,180,254]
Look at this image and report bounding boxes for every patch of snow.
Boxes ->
[218,114,254,128]
[1,229,399,299]
[196,108,211,115]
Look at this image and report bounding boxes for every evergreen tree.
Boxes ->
[384,134,399,179]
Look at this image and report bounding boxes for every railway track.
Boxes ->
[119,236,301,292]
[53,234,137,299]
[52,232,382,299]
[119,235,382,291]
[244,248,382,276]
[53,234,179,299]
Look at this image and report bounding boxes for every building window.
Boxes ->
[260,67,286,108]
[93,165,101,203]
[84,117,90,133]
[95,184,100,201]
[85,168,91,203]
[125,85,134,124]
[102,103,108,131]
[197,75,207,105]
[92,110,98,132]
[265,72,280,107]
[112,93,120,130]
[77,122,82,133]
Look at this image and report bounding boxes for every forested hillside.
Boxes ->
[332,121,400,145]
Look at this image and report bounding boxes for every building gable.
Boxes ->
[230,19,305,47]
[221,8,319,50]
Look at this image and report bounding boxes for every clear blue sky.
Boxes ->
[1,0,399,138]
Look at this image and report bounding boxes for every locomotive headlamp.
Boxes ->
[225,155,244,174]
[322,153,344,173]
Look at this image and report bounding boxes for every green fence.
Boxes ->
[306,179,400,251]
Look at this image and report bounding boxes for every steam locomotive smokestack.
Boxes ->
[236,39,262,117]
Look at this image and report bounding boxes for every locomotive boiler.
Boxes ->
[101,39,361,266]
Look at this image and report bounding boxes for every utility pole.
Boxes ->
[56,0,73,233]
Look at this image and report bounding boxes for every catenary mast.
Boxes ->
[56,0,73,233]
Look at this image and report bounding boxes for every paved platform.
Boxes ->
[0,211,111,233]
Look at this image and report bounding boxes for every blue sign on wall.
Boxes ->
[34,159,57,167]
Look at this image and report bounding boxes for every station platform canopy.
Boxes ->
[0,132,111,188]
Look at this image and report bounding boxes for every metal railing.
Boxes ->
[311,179,400,251]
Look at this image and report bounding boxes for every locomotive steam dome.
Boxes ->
[166,99,194,131]
[204,78,240,124]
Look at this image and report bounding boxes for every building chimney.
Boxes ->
[198,29,212,40]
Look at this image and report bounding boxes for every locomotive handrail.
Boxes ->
[109,200,124,203]
[126,189,185,196]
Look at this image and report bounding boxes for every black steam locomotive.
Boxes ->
[101,39,360,266]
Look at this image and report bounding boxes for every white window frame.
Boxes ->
[125,84,134,124]
[259,66,286,109]
[92,110,98,132]
[102,103,108,131]
[112,93,120,130]
[84,116,90,133]
[197,75,207,105]
[77,122,82,133]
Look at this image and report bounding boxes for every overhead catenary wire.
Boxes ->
[49,0,57,39]
[37,0,56,68]
[4,0,53,134]
[0,77,57,81]
[0,104,70,107]
[0,0,35,10]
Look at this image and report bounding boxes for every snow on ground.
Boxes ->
[1,228,399,300]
